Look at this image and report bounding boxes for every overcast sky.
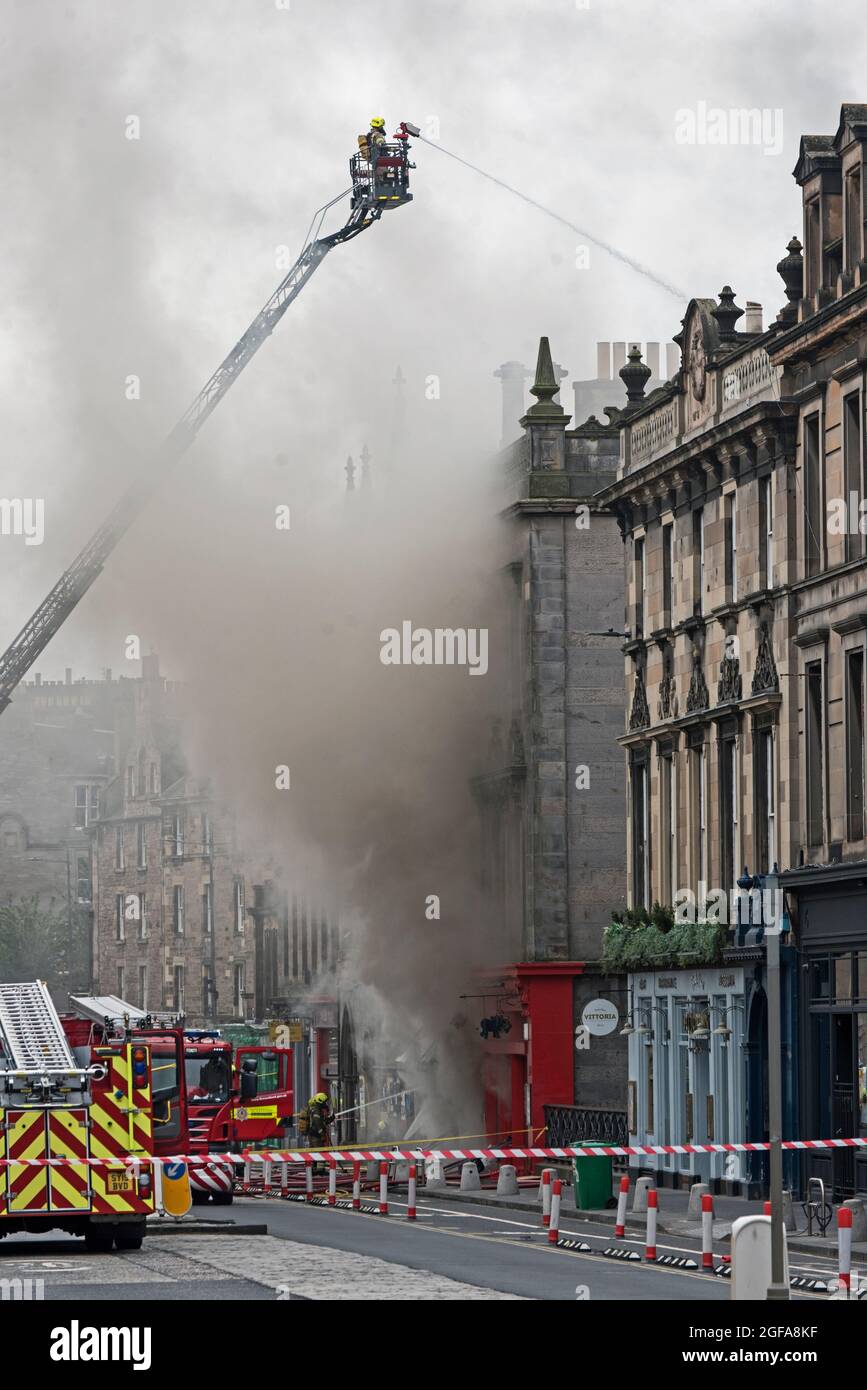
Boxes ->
[1,0,866,679]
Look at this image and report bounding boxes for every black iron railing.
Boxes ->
[544,1105,628,1150]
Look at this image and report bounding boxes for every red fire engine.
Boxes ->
[67,998,293,1205]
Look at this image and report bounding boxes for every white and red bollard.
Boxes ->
[305,1160,314,1203]
[541,1169,552,1227]
[645,1189,658,1262]
[327,1157,337,1206]
[407,1163,417,1221]
[548,1178,562,1245]
[379,1161,389,1216]
[352,1161,361,1210]
[838,1206,853,1297]
[614,1175,629,1239]
[701,1193,714,1270]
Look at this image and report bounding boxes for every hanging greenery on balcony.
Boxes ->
[602,902,727,972]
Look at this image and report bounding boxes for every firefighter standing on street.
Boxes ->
[303,1091,334,1149]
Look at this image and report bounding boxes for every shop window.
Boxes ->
[857,952,867,1003]
[835,954,854,1003]
[810,956,831,1002]
[858,1016,867,1136]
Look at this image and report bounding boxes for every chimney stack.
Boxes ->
[645,342,660,379]
[612,342,627,377]
[65,667,72,685]
[744,301,763,333]
[596,342,611,380]
[665,343,680,379]
[494,361,531,446]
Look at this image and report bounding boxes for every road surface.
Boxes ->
[0,1190,842,1300]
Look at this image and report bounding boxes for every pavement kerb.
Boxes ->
[147,1219,269,1236]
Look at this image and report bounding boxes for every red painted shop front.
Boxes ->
[481,961,584,1147]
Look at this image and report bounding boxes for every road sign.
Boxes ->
[581,999,619,1036]
[161,1160,192,1217]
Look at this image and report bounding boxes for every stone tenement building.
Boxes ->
[596,104,867,1201]
[474,336,634,1146]
[0,657,185,987]
[92,740,340,1028]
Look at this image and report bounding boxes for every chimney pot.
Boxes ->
[65,667,72,685]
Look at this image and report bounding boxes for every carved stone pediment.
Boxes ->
[751,621,779,694]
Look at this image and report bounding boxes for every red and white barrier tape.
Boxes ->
[3,1136,866,1167]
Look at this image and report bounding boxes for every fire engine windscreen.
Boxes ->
[185,1053,230,1103]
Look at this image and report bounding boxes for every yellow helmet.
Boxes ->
[313,1092,328,1104]
[370,117,385,129]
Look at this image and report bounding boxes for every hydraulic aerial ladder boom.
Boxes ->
[0,123,417,715]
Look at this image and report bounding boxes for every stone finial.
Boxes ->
[619,344,652,405]
[524,337,566,420]
[344,455,356,492]
[776,237,804,323]
[360,443,371,489]
[712,286,744,341]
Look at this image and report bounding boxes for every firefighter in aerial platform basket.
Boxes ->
[357,115,387,162]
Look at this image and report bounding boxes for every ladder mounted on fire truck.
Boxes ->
[0,980,78,1073]
[0,122,418,716]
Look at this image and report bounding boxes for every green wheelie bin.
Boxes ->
[572,1145,615,1210]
